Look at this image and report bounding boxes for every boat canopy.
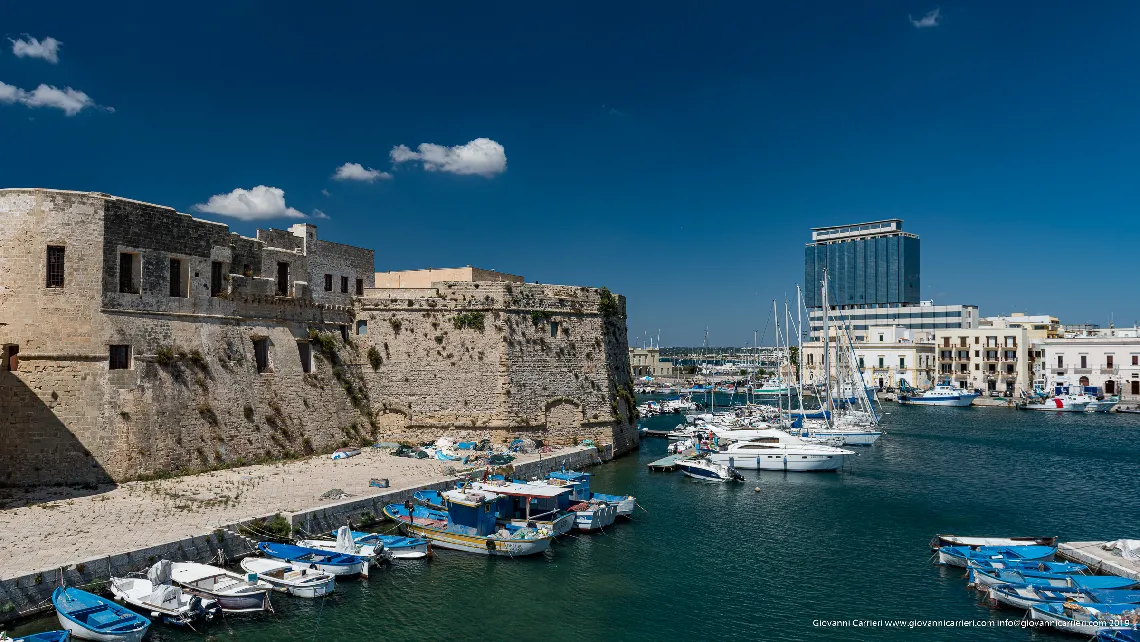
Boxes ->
[470,481,571,498]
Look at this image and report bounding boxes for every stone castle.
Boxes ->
[0,189,637,486]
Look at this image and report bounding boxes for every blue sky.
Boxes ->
[4,1,1140,346]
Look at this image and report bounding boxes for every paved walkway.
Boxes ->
[0,447,567,579]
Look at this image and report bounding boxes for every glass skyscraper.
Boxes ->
[804,219,919,309]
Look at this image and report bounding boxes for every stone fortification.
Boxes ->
[0,189,636,486]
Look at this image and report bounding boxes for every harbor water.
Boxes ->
[13,397,1140,641]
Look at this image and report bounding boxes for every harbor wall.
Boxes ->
[0,188,636,486]
[0,445,601,625]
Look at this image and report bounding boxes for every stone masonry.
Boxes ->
[0,189,637,486]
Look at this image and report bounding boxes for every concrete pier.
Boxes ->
[1057,541,1140,581]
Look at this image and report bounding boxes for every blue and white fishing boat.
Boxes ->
[412,489,448,511]
[970,568,1136,591]
[545,471,637,518]
[897,382,979,407]
[937,544,1056,567]
[297,526,388,566]
[384,489,554,556]
[239,557,336,598]
[1098,629,1140,642]
[965,558,1081,575]
[1029,601,1140,636]
[6,632,71,642]
[109,561,221,626]
[52,587,150,642]
[257,542,369,577]
[989,584,1140,610]
[930,534,1058,550]
[333,530,430,560]
[169,562,272,612]
[461,480,577,535]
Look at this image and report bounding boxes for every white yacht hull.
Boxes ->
[805,430,882,446]
[708,452,844,472]
[1025,399,1090,412]
[898,395,977,407]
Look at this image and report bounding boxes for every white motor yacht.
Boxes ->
[707,429,855,472]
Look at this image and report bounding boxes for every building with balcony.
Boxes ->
[800,325,937,391]
[980,313,1060,340]
[1035,336,1140,400]
[629,347,677,377]
[934,327,1030,395]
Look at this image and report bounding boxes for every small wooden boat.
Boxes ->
[970,568,1136,591]
[989,584,1140,610]
[384,489,553,557]
[966,558,1086,575]
[52,587,150,642]
[4,631,71,642]
[1098,629,1140,642]
[239,557,336,598]
[413,489,447,511]
[1029,602,1140,636]
[169,562,271,613]
[331,447,360,460]
[257,542,369,577]
[335,531,430,559]
[937,544,1056,567]
[929,534,1058,550]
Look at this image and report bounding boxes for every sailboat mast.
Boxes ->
[795,285,807,417]
[822,270,834,422]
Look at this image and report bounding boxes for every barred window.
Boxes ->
[46,246,65,288]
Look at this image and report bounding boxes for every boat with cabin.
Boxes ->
[239,557,336,598]
[897,381,979,407]
[706,429,855,472]
[51,587,150,642]
[384,489,554,556]
[675,456,744,482]
[169,562,272,613]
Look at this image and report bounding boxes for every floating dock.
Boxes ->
[1057,541,1140,581]
[647,454,684,471]
[643,429,672,438]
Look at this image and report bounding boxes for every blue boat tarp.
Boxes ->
[14,631,70,642]
[942,545,1055,562]
[1070,575,1140,590]
[1083,589,1140,604]
[337,530,428,550]
[257,542,366,566]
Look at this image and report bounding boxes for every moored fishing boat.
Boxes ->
[929,534,1058,550]
[1029,601,1140,636]
[334,530,430,560]
[462,480,577,535]
[5,632,71,642]
[297,526,388,565]
[988,584,1140,610]
[966,558,1085,575]
[169,562,272,613]
[384,489,554,556]
[51,587,150,642]
[937,544,1056,568]
[544,471,637,518]
[1098,629,1140,642]
[109,561,220,626]
[969,568,1135,591]
[257,542,369,577]
[239,557,336,598]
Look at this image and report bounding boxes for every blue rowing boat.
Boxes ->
[938,544,1056,567]
[327,530,430,559]
[970,567,1138,590]
[52,587,150,642]
[10,632,70,642]
[257,542,370,577]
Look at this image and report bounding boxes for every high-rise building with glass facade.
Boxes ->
[804,219,920,308]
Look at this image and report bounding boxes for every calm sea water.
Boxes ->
[14,397,1140,641]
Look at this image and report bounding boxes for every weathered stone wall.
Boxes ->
[354,281,638,455]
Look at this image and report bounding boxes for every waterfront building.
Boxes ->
[629,347,677,377]
[803,220,977,340]
[1035,333,1140,400]
[801,325,937,391]
[980,313,1060,340]
[934,326,1030,396]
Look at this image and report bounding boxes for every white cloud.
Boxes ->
[389,138,507,177]
[193,186,306,221]
[10,36,62,63]
[312,209,330,219]
[333,162,391,182]
[0,80,101,116]
[910,8,941,28]
[321,188,330,197]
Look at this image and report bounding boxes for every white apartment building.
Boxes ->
[807,301,978,341]
[801,326,937,390]
[1036,336,1140,400]
[934,326,1030,395]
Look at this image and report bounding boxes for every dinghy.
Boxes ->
[169,562,271,613]
[937,544,1056,567]
[52,587,150,642]
[989,584,1140,610]
[239,557,336,598]
[544,471,637,518]
[1098,630,1140,642]
[110,561,220,626]
[297,526,388,566]
[328,530,430,559]
[929,534,1058,550]
[258,541,369,577]
[1029,602,1140,636]
[970,568,1136,590]
[384,489,554,556]
[4,632,71,642]
[966,559,1085,575]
